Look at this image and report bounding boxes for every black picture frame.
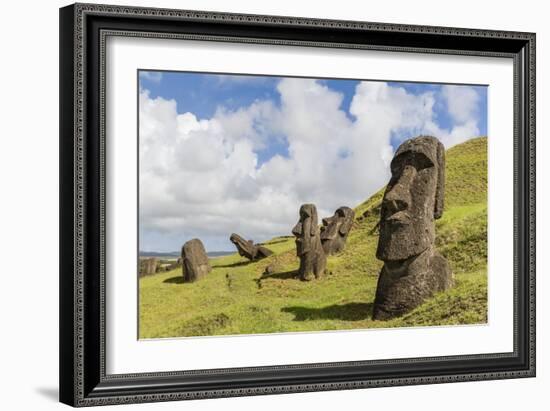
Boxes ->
[59,3,536,407]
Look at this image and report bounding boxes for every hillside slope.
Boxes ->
[139,137,488,338]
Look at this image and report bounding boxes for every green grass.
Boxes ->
[139,137,488,338]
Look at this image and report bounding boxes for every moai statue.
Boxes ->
[292,204,327,281]
[140,257,158,276]
[181,238,211,283]
[320,206,355,255]
[373,136,454,320]
[229,233,273,261]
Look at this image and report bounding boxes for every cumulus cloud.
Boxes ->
[139,71,163,83]
[435,85,482,147]
[139,79,484,251]
[442,84,480,124]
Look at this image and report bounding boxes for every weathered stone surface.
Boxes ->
[373,248,453,320]
[181,238,211,283]
[256,245,273,259]
[320,206,355,255]
[373,136,453,320]
[292,204,327,281]
[139,257,158,276]
[229,233,273,261]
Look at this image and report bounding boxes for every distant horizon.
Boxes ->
[139,70,487,252]
[140,234,295,254]
[139,249,235,254]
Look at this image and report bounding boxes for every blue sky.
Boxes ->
[140,71,281,120]
[139,70,487,252]
[140,70,487,148]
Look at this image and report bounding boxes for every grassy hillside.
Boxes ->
[139,137,488,338]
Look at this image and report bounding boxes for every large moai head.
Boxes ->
[320,206,355,255]
[181,238,211,282]
[292,204,320,256]
[376,136,445,261]
[229,233,254,258]
[229,233,273,261]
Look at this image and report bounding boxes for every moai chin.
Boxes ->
[229,233,273,261]
[373,136,454,320]
[320,206,355,255]
[292,204,327,281]
[181,238,211,283]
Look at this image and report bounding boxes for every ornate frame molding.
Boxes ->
[60,3,535,407]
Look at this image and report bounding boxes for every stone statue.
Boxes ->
[292,204,327,281]
[320,206,355,255]
[373,136,453,320]
[229,233,273,261]
[181,238,211,283]
[139,257,158,276]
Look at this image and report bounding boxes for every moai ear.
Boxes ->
[310,206,318,236]
[434,140,445,219]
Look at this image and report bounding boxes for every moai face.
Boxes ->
[376,136,445,261]
[229,233,251,254]
[292,203,327,280]
[320,206,355,254]
[229,233,241,247]
[292,204,319,256]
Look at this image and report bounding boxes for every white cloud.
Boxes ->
[435,85,482,147]
[139,80,483,251]
[139,71,163,83]
[442,84,480,124]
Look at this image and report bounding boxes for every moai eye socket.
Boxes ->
[390,151,435,176]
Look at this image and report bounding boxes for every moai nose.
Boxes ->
[384,166,415,213]
[292,222,303,236]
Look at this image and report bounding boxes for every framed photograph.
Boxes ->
[59,3,535,407]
